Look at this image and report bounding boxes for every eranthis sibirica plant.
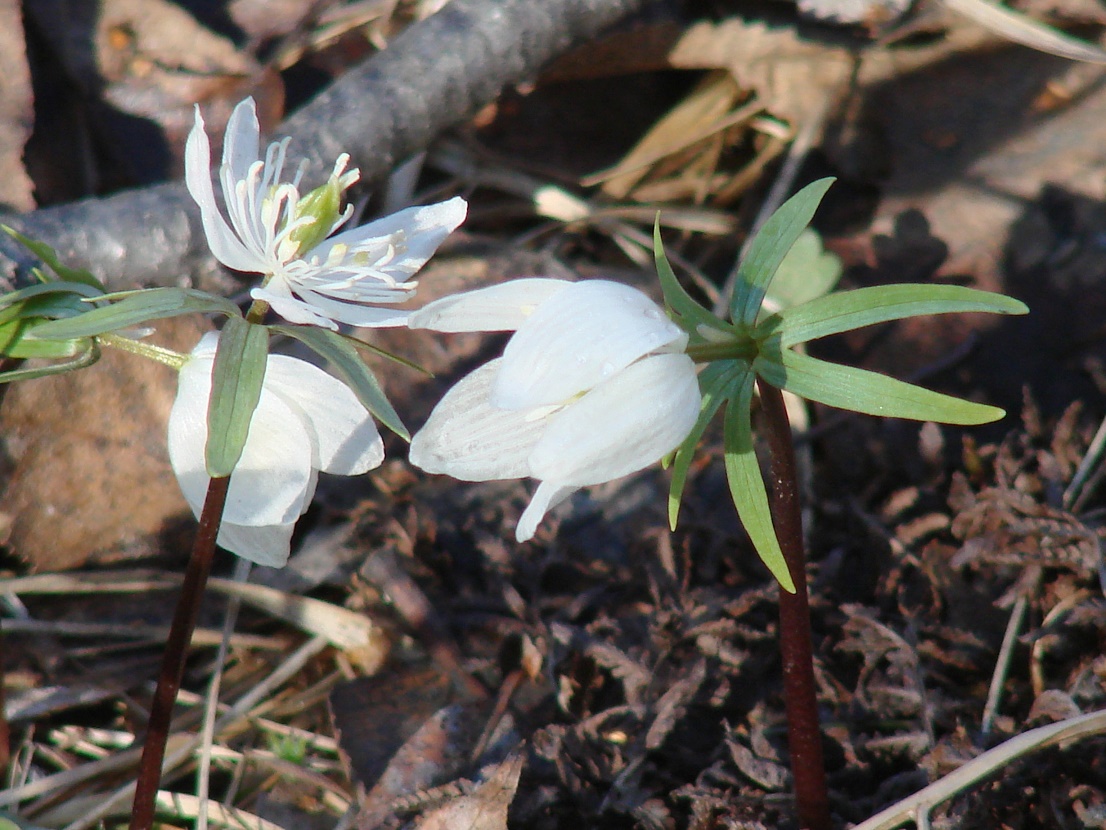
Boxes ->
[186,97,467,329]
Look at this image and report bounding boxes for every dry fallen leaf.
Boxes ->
[413,752,525,830]
[584,71,756,203]
[26,0,281,183]
[95,0,282,176]
[576,17,852,206]
[667,18,853,125]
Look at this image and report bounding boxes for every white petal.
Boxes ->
[408,279,571,332]
[185,107,262,274]
[311,196,468,280]
[189,330,220,358]
[167,348,317,528]
[216,521,296,568]
[516,481,576,542]
[226,390,318,525]
[529,353,700,486]
[166,350,220,517]
[250,285,340,329]
[294,288,412,328]
[263,355,384,475]
[492,280,686,410]
[222,98,261,185]
[409,359,546,481]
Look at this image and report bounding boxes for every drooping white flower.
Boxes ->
[408,279,701,542]
[185,97,467,330]
[167,331,384,566]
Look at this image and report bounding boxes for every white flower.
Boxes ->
[185,97,467,330]
[408,279,700,542]
[168,331,384,566]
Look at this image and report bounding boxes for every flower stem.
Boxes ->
[99,332,186,369]
[130,475,229,830]
[0,624,9,781]
[755,378,830,830]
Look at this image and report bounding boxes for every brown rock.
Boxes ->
[0,315,210,571]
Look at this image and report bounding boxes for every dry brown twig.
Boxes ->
[853,708,1106,830]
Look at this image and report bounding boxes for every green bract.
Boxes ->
[206,317,269,478]
[29,287,241,341]
[658,177,1029,591]
[0,230,108,381]
[272,324,410,441]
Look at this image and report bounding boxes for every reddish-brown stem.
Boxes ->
[0,622,9,780]
[756,378,831,830]
[130,475,229,830]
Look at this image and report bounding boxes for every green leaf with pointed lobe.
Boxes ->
[273,325,409,441]
[0,316,90,360]
[755,348,1007,425]
[669,360,748,528]
[723,373,795,593]
[30,288,241,340]
[0,337,99,383]
[775,283,1028,347]
[654,218,730,336]
[763,228,842,314]
[731,178,834,328]
[2,225,104,289]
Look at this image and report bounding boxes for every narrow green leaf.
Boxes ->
[755,348,1007,425]
[342,334,432,376]
[723,376,795,592]
[732,178,835,328]
[0,339,99,383]
[0,299,29,329]
[30,288,241,340]
[2,225,104,289]
[776,283,1029,347]
[669,360,749,528]
[0,280,104,314]
[0,317,90,359]
[206,318,269,477]
[654,218,730,336]
[273,325,409,441]
[0,292,98,331]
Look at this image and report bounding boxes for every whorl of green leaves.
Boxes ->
[659,178,1029,592]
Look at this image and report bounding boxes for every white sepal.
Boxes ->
[529,353,700,486]
[408,359,544,481]
[215,522,296,569]
[169,354,315,528]
[492,280,686,410]
[185,107,258,274]
[516,481,576,543]
[408,279,571,332]
[262,356,384,474]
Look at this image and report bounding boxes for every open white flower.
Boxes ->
[185,97,467,330]
[409,279,700,541]
[168,331,384,566]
